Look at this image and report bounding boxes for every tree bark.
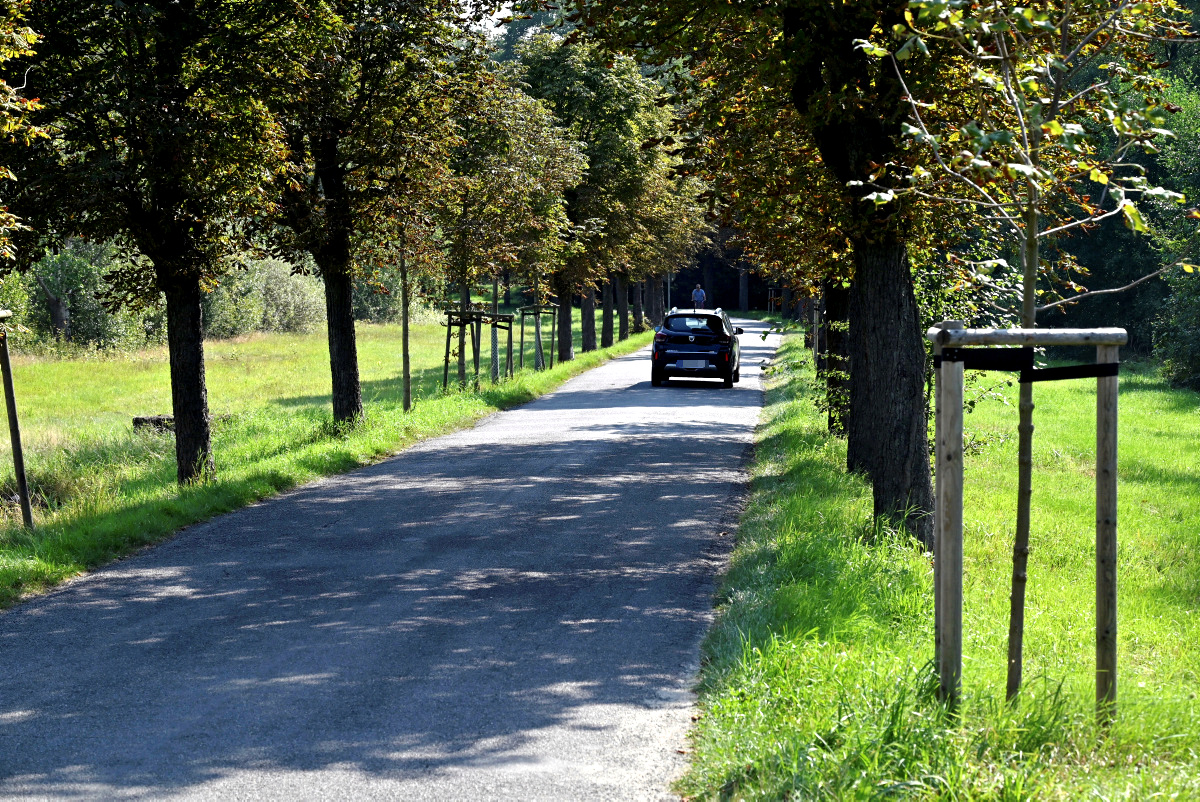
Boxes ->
[400,245,412,412]
[580,287,597,352]
[35,275,70,339]
[821,280,851,436]
[647,274,664,327]
[631,280,645,333]
[738,268,749,311]
[845,239,934,547]
[164,278,214,484]
[600,280,614,348]
[554,273,574,362]
[323,268,364,423]
[614,272,629,341]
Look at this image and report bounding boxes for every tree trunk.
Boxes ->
[647,274,664,327]
[614,272,629,341]
[631,280,645,333]
[821,281,851,435]
[163,278,214,484]
[1008,165,1043,701]
[400,246,412,412]
[738,268,749,311]
[554,273,574,362]
[781,287,793,320]
[845,239,933,547]
[600,280,614,348]
[580,287,597,352]
[35,275,70,340]
[323,268,364,423]
[503,269,511,306]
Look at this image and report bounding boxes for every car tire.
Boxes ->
[722,372,734,388]
[733,368,740,383]
[651,370,664,387]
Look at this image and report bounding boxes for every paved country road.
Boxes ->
[0,320,780,800]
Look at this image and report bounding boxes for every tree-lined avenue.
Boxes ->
[0,320,779,799]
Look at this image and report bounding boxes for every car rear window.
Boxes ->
[665,316,720,333]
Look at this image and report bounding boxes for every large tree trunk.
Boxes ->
[400,246,412,412]
[163,277,214,484]
[323,268,364,423]
[631,280,645,333]
[614,272,629,341]
[845,239,933,547]
[34,275,70,339]
[554,273,574,363]
[581,287,597,352]
[738,268,749,311]
[821,280,851,435]
[600,280,614,348]
[646,274,664,327]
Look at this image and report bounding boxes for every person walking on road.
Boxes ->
[691,284,706,308]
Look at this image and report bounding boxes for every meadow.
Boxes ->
[682,338,1200,799]
[0,316,651,607]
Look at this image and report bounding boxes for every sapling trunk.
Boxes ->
[1008,162,1041,702]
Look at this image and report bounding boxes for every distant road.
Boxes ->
[0,320,780,800]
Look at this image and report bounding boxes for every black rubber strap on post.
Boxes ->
[1019,363,1120,383]
[933,347,1034,371]
[933,347,1119,383]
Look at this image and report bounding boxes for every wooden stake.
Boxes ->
[1096,344,1119,722]
[0,322,33,529]
[934,323,965,707]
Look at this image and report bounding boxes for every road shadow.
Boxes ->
[0,410,752,795]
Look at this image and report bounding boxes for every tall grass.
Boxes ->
[0,320,651,607]
[681,338,1200,799]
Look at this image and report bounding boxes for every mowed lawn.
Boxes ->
[682,340,1200,799]
[0,318,650,606]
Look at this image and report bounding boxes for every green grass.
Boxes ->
[0,318,651,607]
[681,338,1200,799]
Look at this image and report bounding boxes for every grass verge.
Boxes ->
[681,336,1200,799]
[0,321,651,607]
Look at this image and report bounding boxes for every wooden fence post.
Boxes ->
[0,314,33,529]
[934,322,965,707]
[1096,343,1119,722]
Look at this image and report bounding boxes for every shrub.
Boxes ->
[202,259,324,339]
[259,260,323,333]
[1155,269,1200,390]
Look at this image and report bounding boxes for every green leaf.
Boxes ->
[1121,202,1149,233]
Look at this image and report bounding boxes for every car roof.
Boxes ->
[667,308,723,316]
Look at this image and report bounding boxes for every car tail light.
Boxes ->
[654,332,667,343]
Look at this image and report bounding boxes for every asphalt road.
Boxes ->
[0,319,780,800]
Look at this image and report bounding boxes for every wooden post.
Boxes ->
[0,314,33,529]
[934,323,965,707]
[1096,343,1119,722]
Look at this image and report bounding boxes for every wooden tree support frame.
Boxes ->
[928,324,1126,723]
[0,310,32,529]
[442,309,514,390]
[518,303,558,371]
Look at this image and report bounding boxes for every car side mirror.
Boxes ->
[735,327,744,335]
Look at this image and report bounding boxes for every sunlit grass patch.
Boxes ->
[682,337,1200,799]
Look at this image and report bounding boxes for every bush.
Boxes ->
[1155,270,1200,390]
[203,259,324,339]
[20,241,164,352]
[259,260,323,333]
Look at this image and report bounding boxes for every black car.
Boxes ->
[651,308,743,387]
